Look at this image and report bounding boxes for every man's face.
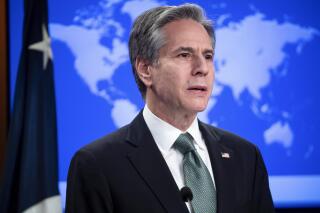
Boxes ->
[147,19,214,117]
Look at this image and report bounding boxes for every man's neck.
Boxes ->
[146,102,196,132]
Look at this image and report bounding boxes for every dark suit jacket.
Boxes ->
[66,112,275,213]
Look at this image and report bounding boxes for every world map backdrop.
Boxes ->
[10,0,320,208]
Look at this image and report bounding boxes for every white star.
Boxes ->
[28,24,53,69]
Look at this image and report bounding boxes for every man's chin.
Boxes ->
[190,104,208,113]
[190,100,210,112]
[195,107,207,113]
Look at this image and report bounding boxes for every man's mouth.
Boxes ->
[187,85,207,91]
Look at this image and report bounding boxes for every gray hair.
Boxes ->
[129,3,215,98]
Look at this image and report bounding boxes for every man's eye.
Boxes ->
[205,54,213,60]
[178,53,191,58]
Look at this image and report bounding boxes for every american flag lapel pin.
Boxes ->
[221,152,230,159]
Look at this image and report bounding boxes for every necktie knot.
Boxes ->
[173,132,196,155]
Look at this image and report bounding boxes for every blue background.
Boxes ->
[9,0,320,208]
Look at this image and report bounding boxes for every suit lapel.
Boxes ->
[199,122,236,213]
[126,112,189,213]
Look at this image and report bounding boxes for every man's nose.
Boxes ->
[191,55,209,76]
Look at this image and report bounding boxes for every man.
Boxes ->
[66,3,275,213]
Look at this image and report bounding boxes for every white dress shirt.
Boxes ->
[143,105,215,212]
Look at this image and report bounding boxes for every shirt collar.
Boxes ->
[143,105,206,156]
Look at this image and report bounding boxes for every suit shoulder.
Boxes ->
[201,122,258,152]
[78,124,130,157]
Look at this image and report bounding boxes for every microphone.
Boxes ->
[180,186,193,202]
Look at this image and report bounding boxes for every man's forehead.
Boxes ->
[160,19,213,47]
[162,36,214,53]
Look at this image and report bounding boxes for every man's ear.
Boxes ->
[135,57,152,87]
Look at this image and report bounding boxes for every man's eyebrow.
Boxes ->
[203,49,214,55]
[172,47,214,54]
[173,47,195,54]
